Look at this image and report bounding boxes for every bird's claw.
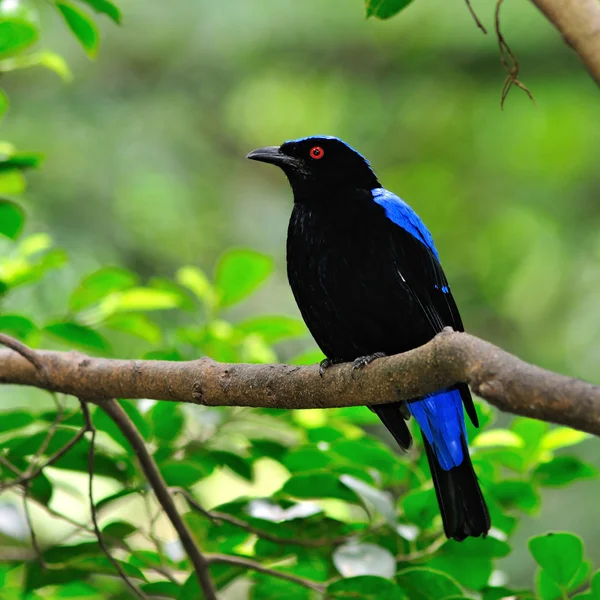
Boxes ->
[351,352,386,374]
[319,357,342,377]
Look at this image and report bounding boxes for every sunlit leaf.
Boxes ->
[0,198,25,239]
[103,313,162,343]
[334,541,396,579]
[0,169,25,194]
[111,287,182,312]
[176,265,214,304]
[529,532,583,588]
[215,248,273,307]
[472,429,524,449]
[237,315,307,344]
[541,427,589,451]
[56,2,99,58]
[70,266,138,312]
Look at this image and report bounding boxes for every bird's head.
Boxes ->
[247,136,380,199]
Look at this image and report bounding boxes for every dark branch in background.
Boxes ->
[529,0,600,86]
[464,0,487,34]
[205,553,326,594]
[99,399,218,600]
[2,330,600,435]
[79,401,148,600]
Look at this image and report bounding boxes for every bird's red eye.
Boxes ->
[309,146,324,160]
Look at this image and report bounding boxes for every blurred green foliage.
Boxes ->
[1,0,600,597]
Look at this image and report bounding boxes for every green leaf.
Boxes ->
[111,287,182,312]
[340,474,397,527]
[175,265,214,303]
[328,576,406,599]
[141,581,180,598]
[103,313,162,343]
[396,567,463,600]
[529,532,583,587]
[237,315,307,344]
[29,472,53,504]
[282,471,360,503]
[215,249,273,307]
[536,567,564,600]
[472,429,524,449]
[0,18,38,58]
[334,542,396,579]
[160,461,209,487]
[0,89,8,121]
[56,2,99,58]
[101,520,136,539]
[0,410,34,433]
[44,321,110,353]
[489,480,540,514]
[210,450,253,481]
[70,266,138,312]
[0,152,44,172]
[0,199,25,239]
[150,403,185,443]
[96,487,141,511]
[0,314,37,342]
[401,487,439,528]
[365,0,415,20]
[534,456,598,487]
[541,427,589,451]
[75,0,121,23]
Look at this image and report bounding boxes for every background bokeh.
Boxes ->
[2,0,600,588]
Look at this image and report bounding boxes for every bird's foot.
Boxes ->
[352,352,386,374]
[319,357,344,377]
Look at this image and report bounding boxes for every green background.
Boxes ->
[2,0,600,592]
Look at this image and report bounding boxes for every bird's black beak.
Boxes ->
[247,146,293,167]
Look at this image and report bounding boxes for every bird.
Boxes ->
[247,135,490,541]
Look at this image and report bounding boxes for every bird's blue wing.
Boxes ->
[372,188,440,260]
[371,187,479,454]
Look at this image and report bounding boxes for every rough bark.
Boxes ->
[2,329,600,435]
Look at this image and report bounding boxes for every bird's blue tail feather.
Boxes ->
[408,389,467,471]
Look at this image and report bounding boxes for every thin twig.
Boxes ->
[397,535,446,561]
[22,482,45,568]
[99,399,217,600]
[495,0,535,107]
[80,400,148,600]
[207,553,326,593]
[174,486,347,548]
[0,332,44,371]
[465,0,487,33]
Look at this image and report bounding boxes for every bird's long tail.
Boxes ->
[373,388,490,541]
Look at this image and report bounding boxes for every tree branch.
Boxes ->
[1,330,600,435]
[529,0,600,86]
[98,399,217,600]
[206,553,326,594]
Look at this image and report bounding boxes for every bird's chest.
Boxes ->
[286,202,405,358]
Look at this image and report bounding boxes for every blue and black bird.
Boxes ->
[247,136,490,541]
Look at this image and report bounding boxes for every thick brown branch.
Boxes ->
[1,330,600,435]
[529,0,600,86]
[98,399,217,600]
